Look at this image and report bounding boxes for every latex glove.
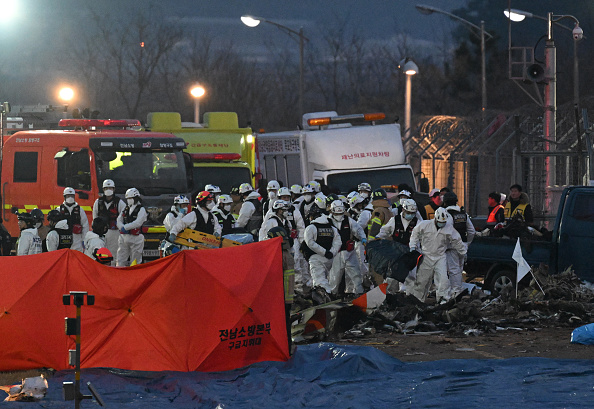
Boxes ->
[120,227,128,234]
[324,250,333,259]
[361,238,368,245]
[168,233,176,242]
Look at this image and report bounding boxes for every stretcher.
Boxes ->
[173,228,242,250]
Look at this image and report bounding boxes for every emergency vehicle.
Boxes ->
[0,119,190,259]
[146,112,255,193]
[256,111,418,193]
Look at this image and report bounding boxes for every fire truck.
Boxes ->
[0,118,191,259]
[146,112,256,193]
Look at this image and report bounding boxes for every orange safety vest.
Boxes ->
[487,205,504,223]
[504,202,528,219]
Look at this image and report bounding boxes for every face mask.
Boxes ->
[268,191,278,200]
[436,221,446,229]
[359,192,369,199]
[333,214,344,222]
[404,213,415,221]
[104,189,114,197]
[304,194,314,203]
[127,198,135,206]
[177,206,187,215]
[282,210,289,218]
[65,197,75,205]
[206,202,215,211]
[224,204,232,212]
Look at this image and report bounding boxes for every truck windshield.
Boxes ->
[192,166,251,192]
[95,150,188,196]
[327,168,415,194]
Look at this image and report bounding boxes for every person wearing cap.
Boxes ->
[93,179,126,264]
[392,189,424,220]
[31,208,50,243]
[425,188,442,220]
[16,213,42,256]
[212,194,237,236]
[84,217,108,260]
[59,187,89,252]
[396,183,427,220]
[262,180,281,215]
[290,184,303,204]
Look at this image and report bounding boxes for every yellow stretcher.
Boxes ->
[173,228,241,250]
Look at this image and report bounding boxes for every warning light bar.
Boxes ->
[190,153,242,161]
[307,113,386,127]
[58,119,142,129]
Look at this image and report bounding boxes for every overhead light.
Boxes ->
[241,15,261,27]
[504,9,533,22]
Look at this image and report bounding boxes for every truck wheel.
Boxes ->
[489,270,516,294]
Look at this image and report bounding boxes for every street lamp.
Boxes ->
[241,15,309,119]
[398,58,418,141]
[190,85,206,123]
[416,4,493,122]
[58,87,75,112]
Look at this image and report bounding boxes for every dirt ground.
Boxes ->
[333,326,592,361]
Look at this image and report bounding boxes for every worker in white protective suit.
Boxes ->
[328,200,367,297]
[116,188,148,266]
[443,192,476,298]
[262,180,281,215]
[93,179,126,264]
[16,212,42,255]
[59,187,89,252]
[408,207,467,303]
[349,192,372,278]
[259,199,292,241]
[169,191,222,240]
[164,195,190,233]
[84,217,108,260]
[236,183,263,239]
[302,206,342,304]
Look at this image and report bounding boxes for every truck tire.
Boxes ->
[489,269,516,294]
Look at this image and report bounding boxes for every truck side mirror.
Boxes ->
[419,178,429,193]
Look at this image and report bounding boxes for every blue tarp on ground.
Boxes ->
[4,343,593,408]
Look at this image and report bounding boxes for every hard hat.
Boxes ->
[93,247,114,264]
[267,226,288,240]
[159,240,181,257]
[239,183,253,194]
[290,184,302,195]
[309,204,323,219]
[348,192,364,207]
[125,188,140,199]
[63,187,76,196]
[217,194,233,205]
[358,183,372,192]
[434,207,449,223]
[301,184,315,194]
[205,184,221,194]
[330,200,345,214]
[196,190,214,204]
[267,180,280,190]
[308,180,321,192]
[398,190,412,198]
[372,188,387,201]
[102,179,115,189]
[272,199,290,210]
[338,195,348,205]
[174,194,190,205]
[401,198,418,213]
[278,187,291,197]
[443,191,458,206]
[230,186,240,195]
[347,191,358,200]
[314,193,327,210]
[47,209,63,223]
[30,208,44,223]
[17,212,35,225]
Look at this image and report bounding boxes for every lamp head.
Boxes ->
[399,58,419,76]
[241,15,261,27]
[573,24,584,41]
[504,9,532,22]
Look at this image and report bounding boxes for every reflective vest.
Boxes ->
[271,215,293,246]
[122,205,143,235]
[59,204,81,233]
[42,227,73,251]
[447,209,468,242]
[487,205,504,224]
[336,217,351,251]
[193,208,215,235]
[504,202,528,219]
[300,221,334,260]
[97,196,121,229]
[212,208,234,235]
[392,215,417,245]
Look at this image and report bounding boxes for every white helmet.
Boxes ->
[239,183,253,194]
[434,207,448,223]
[278,187,291,197]
[339,195,348,205]
[398,190,412,198]
[401,198,417,213]
[330,200,345,214]
[314,193,327,210]
[174,194,190,205]
[347,191,358,200]
[125,188,140,199]
[308,180,321,192]
[102,179,115,189]
[267,180,280,191]
[358,183,372,192]
[348,192,364,207]
[301,184,314,194]
[290,184,302,195]
[272,199,290,210]
[205,184,221,194]
[217,194,233,205]
[63,187,75,196]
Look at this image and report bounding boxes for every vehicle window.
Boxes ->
[13,152,38,183]
[570,193,594,222]
[56,149,91,190]
[326,168,415,194]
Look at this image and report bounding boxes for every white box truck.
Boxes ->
[256,111,418,194]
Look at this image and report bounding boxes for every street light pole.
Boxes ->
[416,4,493,122]
[190,85,206,123]
[399,58,419,141]
[241,15,309,120]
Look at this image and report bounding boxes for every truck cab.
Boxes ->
[146,112,255,193]
[1,119,190,259]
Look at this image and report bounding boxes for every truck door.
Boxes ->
[54,147,94,221]
[557,190,594,281]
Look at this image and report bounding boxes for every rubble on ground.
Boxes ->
[294,266,594,343]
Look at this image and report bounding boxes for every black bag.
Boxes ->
[366,239,422,282]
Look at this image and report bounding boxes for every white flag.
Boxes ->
[512,238,531,284]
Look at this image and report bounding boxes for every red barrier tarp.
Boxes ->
[0,237,288,372]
